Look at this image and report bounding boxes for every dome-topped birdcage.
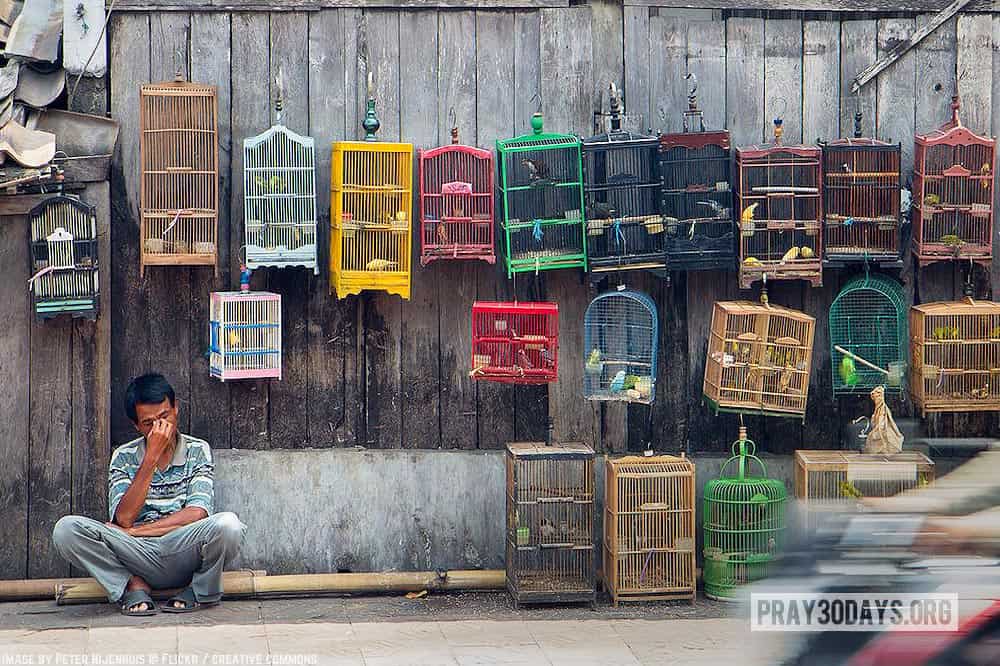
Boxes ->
[583,289,657,403]
[703,426,787,601]
[830,273,908,395]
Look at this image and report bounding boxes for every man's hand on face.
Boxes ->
[146,417,176,466]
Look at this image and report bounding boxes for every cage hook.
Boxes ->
[173,48,185,82]
[529,92,542,114]
[448,107,458,144]
[363,71,380,141]
[853,91,863,139]
[852,415,871,440]
[770,97,787,145]
[608,82,622,131]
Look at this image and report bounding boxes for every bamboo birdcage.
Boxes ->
[243,99,318,274]
[603,454,696,605]
[830,274,908,395]
[209,290,282,381]
[736,118,823,289]
[910,298,1000,415]
[418,126,494,265]
[582,83,665,273]
[583,290,657,403]
[471,301,558,384]
[912,96,996,269]
[28,195,99,320]
[496,113,587,277]
[704,295,816,418]
[659,75,735,271]
[506,441,596,608]
[139,78,219,277]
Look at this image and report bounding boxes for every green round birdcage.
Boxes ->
[703,427,787,601]
[829,273,908,395]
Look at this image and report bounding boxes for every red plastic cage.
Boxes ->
[418,129,495,265]
[471,301,558,384]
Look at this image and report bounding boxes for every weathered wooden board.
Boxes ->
[116,0,569,9]
[840,19,878,139]
[649,12,687,135]
[589,0,623,127]
[764,18,804,146]
[623,6,650,134]
[686,18,725,131]
[624,0,995,10]
[803,19,840,144]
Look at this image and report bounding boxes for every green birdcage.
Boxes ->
[703,427,787,601]
[829,273,908,395]
[496,113,587,278]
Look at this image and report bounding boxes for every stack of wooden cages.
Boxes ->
[209,290,282,381]
[28,196,99,320]
[736,121,823,289]
[582,84,665,273]
[603,454,696,606]
[658,79,734,271]
[506,441,596,608]
[496,113,587,277]
[418,128,495,265]
[139,78,219,277]
[912,96,996,269]
[704,299,816,418]
[470,301,558,384]
[583,289,657,403]
[910,298,1000,415]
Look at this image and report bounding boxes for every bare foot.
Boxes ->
[124,575,153,613]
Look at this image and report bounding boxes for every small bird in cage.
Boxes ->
[516,349,534,369]
[540,347,555,367]
[520,157,549,183]
[981,163,992,188]
[586,201,614,220]
[741,203,758,237]
[539,518,558,541]
[436,223,449,245]
[365,258,398,271]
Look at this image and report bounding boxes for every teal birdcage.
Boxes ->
[703,427,787,601]
[829,273,908,395]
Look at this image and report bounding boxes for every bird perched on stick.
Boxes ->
[521,157,550,183]
[741,202,758,237]
[436,223,448,245]
[694,200,730,239]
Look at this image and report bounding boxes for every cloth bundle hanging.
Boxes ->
[864,385,903,454]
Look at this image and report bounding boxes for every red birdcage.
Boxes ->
[912,96,996,269]
[418,127,495,265]
[471,301,558,384]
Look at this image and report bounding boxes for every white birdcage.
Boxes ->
[29,195,99,320]
[243,104,318,273]
[209,291,282,381]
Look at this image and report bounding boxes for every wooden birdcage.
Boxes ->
[209,290,282,381]
[139,78,219,277]
[582,83,665,273]
[910,298,1000,415]
[912,96,996,269]
[496,113,587,277]
[583,290,657,403]
[659,76,734,271]
[471,301,558,384]
[704,295,816,418]
[821,110,902,266]
[329,89,412,299]
[736,119,823,289]
[243,101,318,274]
[603,454,696,606]
[506,441,596,608]
[418,127,494,265]
[28,195,99,320]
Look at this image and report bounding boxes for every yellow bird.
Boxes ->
[228,331,241,348]
[365,258,398,271]
[741,203,758,237]
[982,163,992,189]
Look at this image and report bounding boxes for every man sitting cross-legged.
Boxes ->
[53,373,247,616]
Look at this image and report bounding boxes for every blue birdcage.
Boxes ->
[583,289,658,403]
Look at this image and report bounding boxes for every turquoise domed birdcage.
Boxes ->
[703,427,787,601]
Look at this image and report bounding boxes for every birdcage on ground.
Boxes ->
[243,100,318,274]
[471,301,558,384]
[330,83,412,299]
[830,274,908,395]
[506,441,596,608]
[583,289,657,403]
[496,113,586,277]
[659,74,734,271]
[418,127,494,265]
[603,454,696,606]
[704,293,816,419]
[703,427,787,601]
[910,297,1000,415]
[912,96,996,269]
[736,118,823,289]
[28,195,99,320]
[209,290,282,381]
[139,78,219,277]
[582,83,665,273]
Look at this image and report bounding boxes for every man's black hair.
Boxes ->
[125,373,175,423]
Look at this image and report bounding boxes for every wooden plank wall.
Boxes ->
[99,5,1000,462]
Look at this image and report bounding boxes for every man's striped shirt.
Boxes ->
[108,433,214,524]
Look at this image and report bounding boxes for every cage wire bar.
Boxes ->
[583,83,665,273]
[912,95,996,269]
[139,77,219,277]
[209,291,282,381]
[583,289,658,403]
[28,195,99,320]
[471,301,558,384]
[829,274,908,395]
[506,441,596,608]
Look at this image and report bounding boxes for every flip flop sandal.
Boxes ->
[119,589,158,616]
[161,586,220,613]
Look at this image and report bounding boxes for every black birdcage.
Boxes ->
[658,75,734,271]
[582,83,665,274]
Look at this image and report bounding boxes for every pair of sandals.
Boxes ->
[119,587,219,616]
